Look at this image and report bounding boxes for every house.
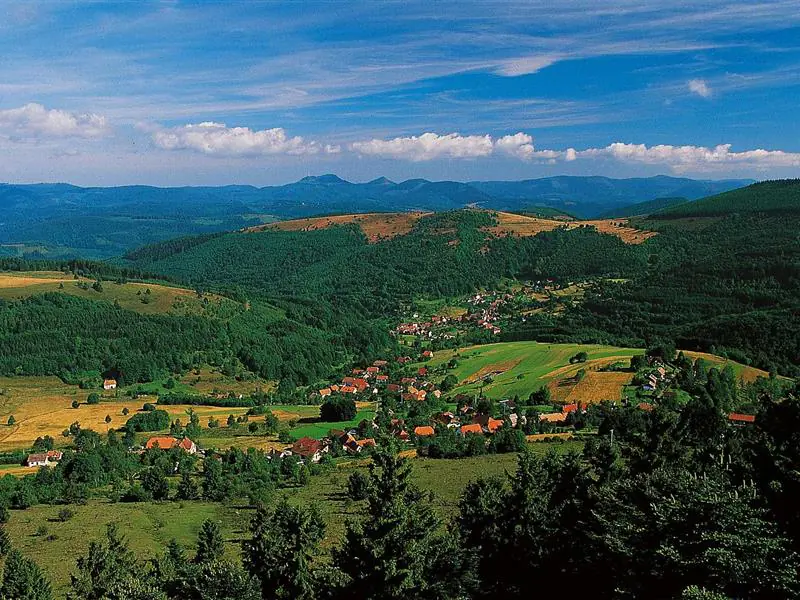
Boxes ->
[460,423,483,435]
[366,366,380,375]
[562,403,579,414]
[539,413,567,423]
[352,369,365,376]
[396,430,410,442]
[431,389,442,399]
[292,437,328,463]
[103,378,117,390]
[387,383,402,393]
[401,377,417,385]
[319,388,332,398]
[508,413,519,428]
[145,436,198,454]
[351,378,369,392]
[487,418,503,433]
[339,386,357,394]
[373,360,388,367]
[638,402,654,412]
[421,350,434,360]
[728,413,756,425]
[376,375,389,383]
[397,356,412,364]
[25,450,61,467]
[25,453,51,467]
[417,367,428,377]
[414,425,435,437]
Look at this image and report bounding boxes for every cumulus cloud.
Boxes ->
[351,131,545,161]
[0,103,109,138]
[494,132,536,159]
[688,78,712,98]
[496,56,560,77]
[351,132,494,161]
[152,122,330,156]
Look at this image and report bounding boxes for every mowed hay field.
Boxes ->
[683,351,774,383]
[429,341,642,402]
[248,211,431,242]
[486,211,657,245]
[0,271,236,316]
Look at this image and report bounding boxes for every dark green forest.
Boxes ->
[1,181,798,386]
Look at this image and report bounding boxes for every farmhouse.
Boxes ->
[292,437,328,462]
[25,450,63,468]
[103,378,117,390]
[319,388,332,397]
[145,436,198,454]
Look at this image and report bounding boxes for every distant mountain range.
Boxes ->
[0,174,752,258]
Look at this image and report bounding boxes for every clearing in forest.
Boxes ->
[247,212,431,242]
[485,211,657,245]
[0,271,234,316]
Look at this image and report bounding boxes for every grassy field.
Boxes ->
[429,341,642,401]
[4,445,578,593]
[426,341,773,403]
[0,373,377,455]
[0,271,239,316]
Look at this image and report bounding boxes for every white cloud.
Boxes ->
[688,78,712,98]
[0,103,109,138]
[565,142,800,172]
[351,132,494,161]
[496,56,560,77]
[495,132,536,159]
[152,122,329,156]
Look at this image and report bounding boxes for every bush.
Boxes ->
[87,393,100,405]
[320,397,357,422]
[125,409,171,433]
[347,471,371,500]
[58,507,74,522]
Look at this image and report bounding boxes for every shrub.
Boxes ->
[58,507,74,522]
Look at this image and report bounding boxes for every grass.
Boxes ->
[430,341,642,400]
[4,443,581,592]
[289,409,377,439]
[0,271,239,316]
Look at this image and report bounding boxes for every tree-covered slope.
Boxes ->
[653,179,800,218]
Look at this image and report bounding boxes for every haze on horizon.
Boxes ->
[1,0,799,187]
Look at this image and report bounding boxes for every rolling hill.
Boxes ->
[0,175,750,258]
[652,179,800,218]
[600,197,690,218]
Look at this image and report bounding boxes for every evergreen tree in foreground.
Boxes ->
[195,519,224,564]
[332,446,474,599]
[242,498,325,600]
[1,548,53,600]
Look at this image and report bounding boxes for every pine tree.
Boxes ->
[195,519,224,564]
[68,523,136,600]
[332,447,472,599]
[1,549,53,600]
[0,525,10,556]
[242,498,325,600]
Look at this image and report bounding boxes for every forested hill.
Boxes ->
[600,196,689,218]
[652,178,800,218]
[0,175,750,258]
[2,183,798,387]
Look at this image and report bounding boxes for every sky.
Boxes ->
[1,0,800,186]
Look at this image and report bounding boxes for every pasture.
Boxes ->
[0,271,236,316]
[249,211,431,242]
[4,447,574,593]
[486,211,657,245]
[430,341,642,401]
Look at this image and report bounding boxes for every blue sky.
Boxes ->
[0,0,799,185]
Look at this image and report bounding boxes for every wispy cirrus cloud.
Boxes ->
[0,103,109,139]
[152,122,338,157]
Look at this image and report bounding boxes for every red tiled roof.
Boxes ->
[728,413,756,423]
[539,413,567,423]
[146,436,178,450]
[460,423,483,435]
[414,425,435,437]
[487,418,503,433]
[562,403,578,414]
[638,402,654,411]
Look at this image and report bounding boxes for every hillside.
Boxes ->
[600,197,689,218]
[0,175,750,258]
[653,179,800,219]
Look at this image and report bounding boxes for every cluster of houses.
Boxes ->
[318,354,437,400]
[641,365,668,392]
[393,294,512,343]
[410,410,505,438]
